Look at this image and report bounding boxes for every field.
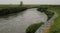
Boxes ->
[0,5,39,9]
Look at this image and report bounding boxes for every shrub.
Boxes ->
[26,22,44,33]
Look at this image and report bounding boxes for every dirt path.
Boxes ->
[43,23,53,33]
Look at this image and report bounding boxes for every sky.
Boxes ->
[0,0,60,5]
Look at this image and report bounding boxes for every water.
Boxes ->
[0,8,47,33]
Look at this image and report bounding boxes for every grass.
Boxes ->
[37,5,60,33]
[39,5,60,33]
[0,6,27,16]
[0,5,39,16]
[37,7,54,20]
[0,5,39,9]
[48,6,60,33]
[26,22,44,33]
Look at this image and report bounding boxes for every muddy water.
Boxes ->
[0,8,47,33]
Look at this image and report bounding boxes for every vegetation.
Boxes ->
[0,6,27,16]
[37,5,60,33]
[37,7,48,12]
[26,22,44,33]
[0,5,39,9]
[48,6,60,33]
[37,7,54,20]
[0,5,39,16]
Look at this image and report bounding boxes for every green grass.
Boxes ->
[36,5,60,33]
[0,5,39,16]
[37,5,60,33]
[0,6,27,16]
[0,5,39,9]
[37,7,54,20]
[26,22,44,33]
[48,6,60,33]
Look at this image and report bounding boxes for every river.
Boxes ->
[0,8,47,33]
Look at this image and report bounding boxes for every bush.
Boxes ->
[0,6,27,16]
[26,22,44,33]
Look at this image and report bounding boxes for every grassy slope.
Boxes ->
[48,7,60,33]
[26,22,44,33]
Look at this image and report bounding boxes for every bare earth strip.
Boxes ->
[43,22,54,33]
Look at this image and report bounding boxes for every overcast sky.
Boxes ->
[0,0,60,5]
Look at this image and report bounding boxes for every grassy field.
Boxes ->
[0,5,39,9]
[48,6,60,33]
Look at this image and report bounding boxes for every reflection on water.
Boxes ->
[0,8,47,33]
